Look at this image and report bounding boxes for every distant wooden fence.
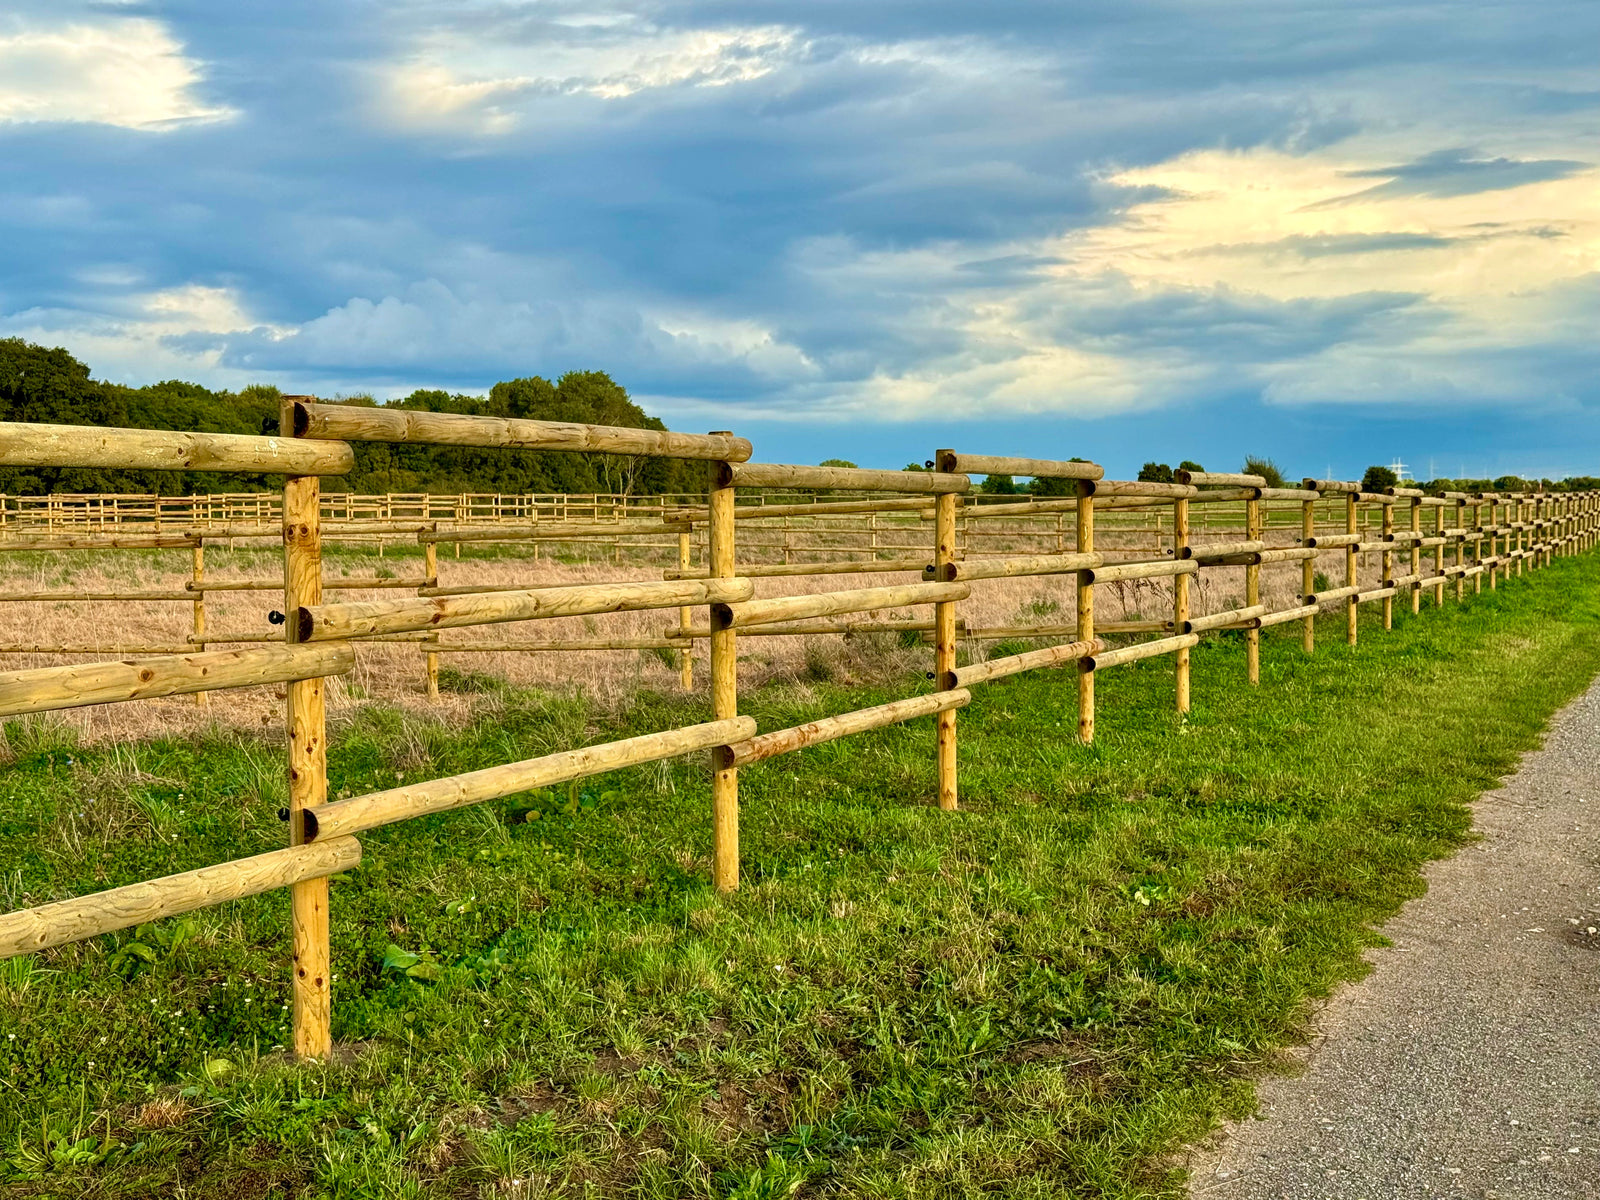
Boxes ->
[0,410,1593,1062]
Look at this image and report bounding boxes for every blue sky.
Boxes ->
[2,1,1597,479]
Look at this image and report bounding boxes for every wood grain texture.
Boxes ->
[0,643,354,717]
[298,577,753,640]
[0,838,361,959]
[292,400,751,462]
[730,690,969,767]
[310,718,755,843]
[0,421,352,476]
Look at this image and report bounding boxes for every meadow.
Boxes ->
[2,551,1596,1199]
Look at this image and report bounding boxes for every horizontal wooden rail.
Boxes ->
[1302,478,1362,493]
[947,638,1105,688]
[715,582,968,629]
[1175,470,1266,487]
[923,551,1102,582]
[0,644,191,655]
[0,838,361,959]
[668,497,935,522]
[718,461,970,494]
[665,557,929,580]
[297,577,754,641]
[291,400,752,462]
[1181,540,1265,560]
[304,718,754,842]
[0,533,199,551]
[1082,634,1199,671]
[185,577,428,593]
[0,644,355,717]
[0,421,353,477]
[1256,603,1320,628]
[728,690,970,767]
[1306,585,1360,605]
[419,521,692,543]
[673,618,955,639]
[965,620,1166,639]
[430,638,691,652]
[1182,604,1266,634]
[0,590,192,602]
[933,451,1104,481]
[1256,547,1325,564]
[1082,560,1198,584]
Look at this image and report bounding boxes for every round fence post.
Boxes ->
[934,489,959,810]
[708,445,740,893]
[1381,501,1394,630]
[283,472,331,1060]
[1245,494,1261,682]
[1345,494,1358,645]
[678,530,695,689]
[1301,499,1316,654]
[1076,483,1095,743]
[281,397,333,1061]
[191,542,207,706]
[1174,498,1190,711]
[424,531,440,701]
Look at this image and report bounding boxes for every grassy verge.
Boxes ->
[3,560,1599,1199]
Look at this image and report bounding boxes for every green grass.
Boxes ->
[3,560,1599,1198]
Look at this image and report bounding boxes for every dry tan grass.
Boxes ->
[0,515,1410,743]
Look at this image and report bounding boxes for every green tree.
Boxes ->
[1362,465,1398,492]
[979,474,1017,494]
[1027,476,1077,496]
[819,459,858,469]
[1242,456,1285,488]
[1137,462,1174,483]
[1178,460,1204,474]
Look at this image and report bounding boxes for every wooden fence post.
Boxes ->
[192,543,207,706]
[1414,499,1427,614]
[708,447,739,892]
[1381,501,1394,630]
[678,530,695,689]
[1488,499,1498,589]
[1174,497,1190,711]
[1454,500,1466,600]
[1434,504,1446,602]
[1245,494,1261,682]
[283,470,332,1060]
[1301,499,1316,654]
[1345,494,1358,645]
[1076,484,1095,743]
[424,533,440,701]
[934,491,959,809]
[1472,498,1484,593]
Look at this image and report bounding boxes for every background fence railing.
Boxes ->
[0,408,1592,1062]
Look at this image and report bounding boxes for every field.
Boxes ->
[3,551,1596,1198]
[0,508,1383,745]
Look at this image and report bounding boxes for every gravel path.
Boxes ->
[1187,676,1600,1200]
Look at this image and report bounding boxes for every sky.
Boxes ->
[2,1,1597,481]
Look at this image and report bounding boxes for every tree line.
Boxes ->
[4,338,1591,498]
[0,339,709,497]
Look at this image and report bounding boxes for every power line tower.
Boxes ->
[1389,456,1409,482]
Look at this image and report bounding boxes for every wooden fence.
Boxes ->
[0,409,1593,1061]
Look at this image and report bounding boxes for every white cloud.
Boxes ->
[0,284,278,389]
[0,18,233,129]
[380,19,801,132]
